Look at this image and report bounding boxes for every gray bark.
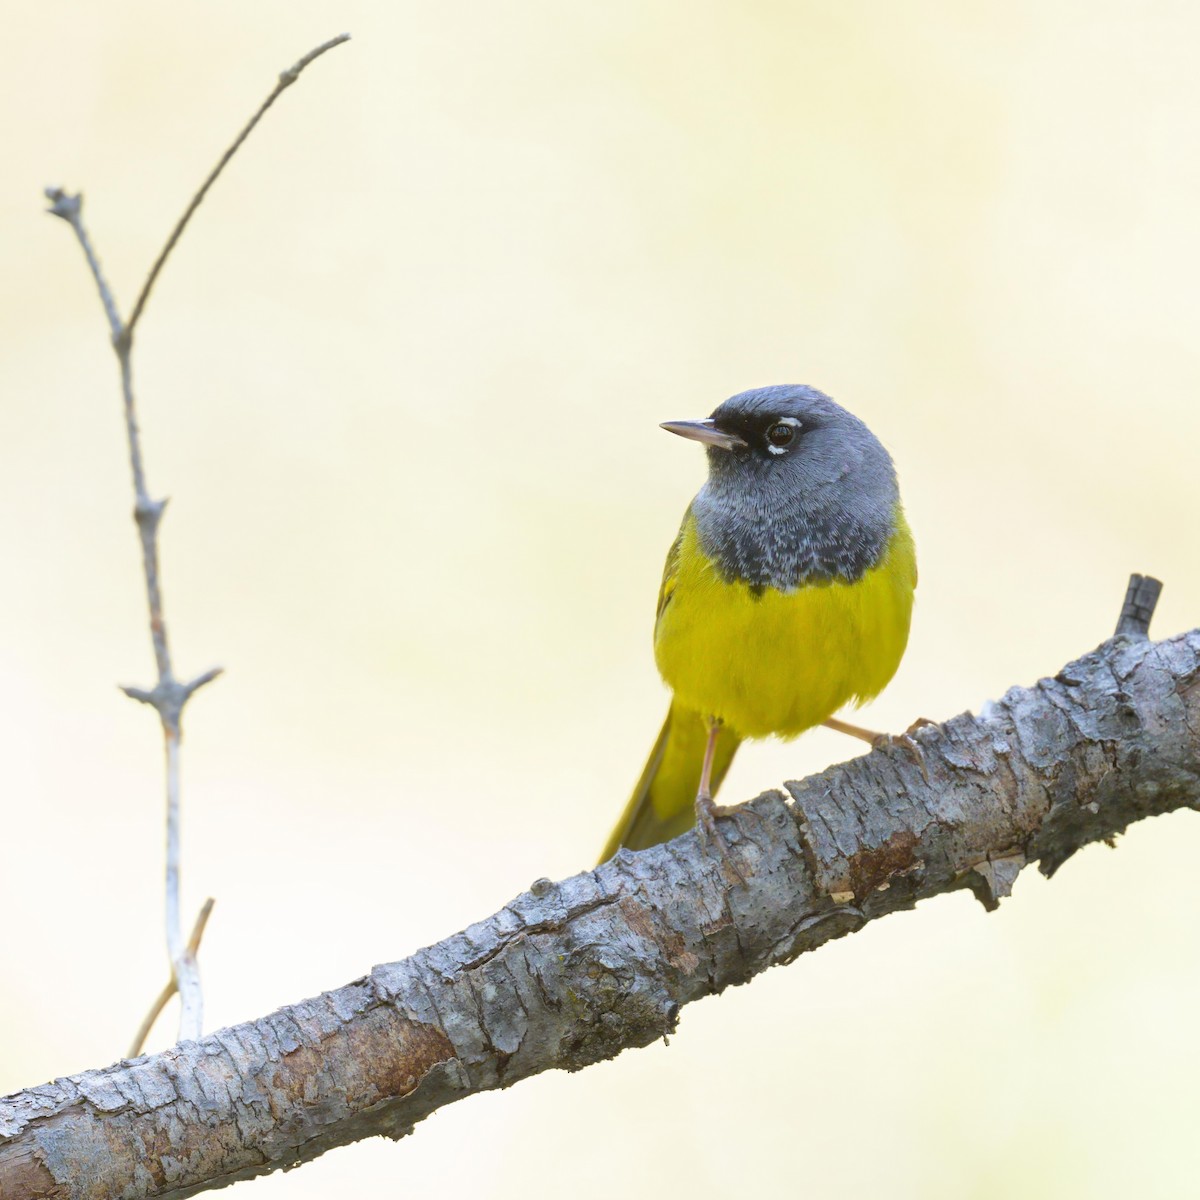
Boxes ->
[2,626,1198,1200]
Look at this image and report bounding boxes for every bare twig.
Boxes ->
[124,32,350,341]
[42,190,122,341]
[128,900,216,1058]
[124,982,175,1065]
[2,594,1196,1200]
[44,33,350,1051]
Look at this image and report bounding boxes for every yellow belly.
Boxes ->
[654,512,916,739]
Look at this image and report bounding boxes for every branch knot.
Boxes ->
[120,667,224,730]
[134,495,168,530]
[43,185,81,222]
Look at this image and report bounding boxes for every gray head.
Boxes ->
[662,384,901,589]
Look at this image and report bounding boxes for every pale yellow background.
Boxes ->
[2,3,1198,1198]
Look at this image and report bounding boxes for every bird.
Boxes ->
[599,384,916,862]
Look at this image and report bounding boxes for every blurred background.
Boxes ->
[2,2,1199,1197]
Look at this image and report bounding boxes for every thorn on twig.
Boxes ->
[44,186,81,221]
[184,667,225,698]
[1114,574,1162,639]
[134,496,168,530]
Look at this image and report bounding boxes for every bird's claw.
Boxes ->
[695,794,746,883]
[872,718,935,784]
[868,716,935,748]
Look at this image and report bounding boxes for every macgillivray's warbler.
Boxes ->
[600,384,917,861]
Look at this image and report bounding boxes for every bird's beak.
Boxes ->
[660,418,747,451]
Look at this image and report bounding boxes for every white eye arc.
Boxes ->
[765,417,802,455]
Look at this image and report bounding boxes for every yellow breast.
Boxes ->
[654,509,916,739]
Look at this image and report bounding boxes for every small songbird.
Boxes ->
[600,384,917,861]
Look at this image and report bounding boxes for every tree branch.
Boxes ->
[43,31,350,1054]
[124,32,351,342]
[2,601,1197,1200]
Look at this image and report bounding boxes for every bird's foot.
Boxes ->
[694,793,746,883]
[904,716,938,735]
[873,716,937,749]
[824,715,936,749]
[872,718,937,784]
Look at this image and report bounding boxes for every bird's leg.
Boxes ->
[824,715,936,784]
[694,716,736,861]
[698,717,720,800]
[824,715,937,747]
[822,716,883,745]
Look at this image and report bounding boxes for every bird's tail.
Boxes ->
[598,702,741,863]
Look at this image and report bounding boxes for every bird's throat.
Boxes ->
[690,484,893,591]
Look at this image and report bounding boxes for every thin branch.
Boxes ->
[42,189,123,341]
[3,591,1197,1200]
[128,900,216,1058]
[125,982,175,1064]
[186,897,216,955]
[44,33,349,1052]
[124,32,350,342]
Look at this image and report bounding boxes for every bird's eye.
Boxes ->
[766,421,796,448]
